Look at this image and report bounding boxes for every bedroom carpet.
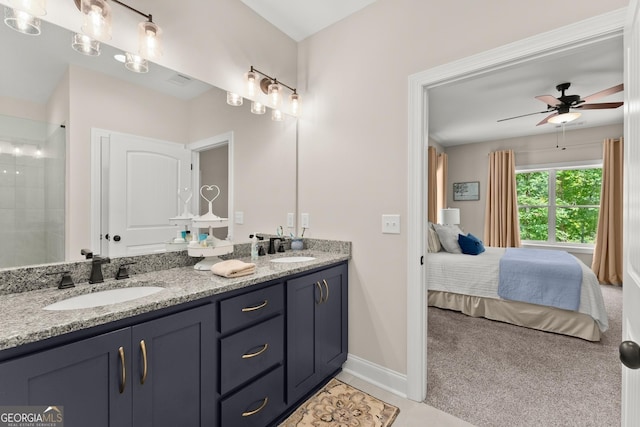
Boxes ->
[425,284,622,427]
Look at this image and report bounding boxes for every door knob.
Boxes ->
[113,235,121,242]
[619,340,640,369]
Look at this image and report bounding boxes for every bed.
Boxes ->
[426,246,609,341]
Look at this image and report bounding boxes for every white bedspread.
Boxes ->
[426,247,609,332]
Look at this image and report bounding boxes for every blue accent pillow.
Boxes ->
[458,233,485,255]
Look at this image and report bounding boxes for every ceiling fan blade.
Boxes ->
[497,110,550,122]
[574,102,623,110]
[536,112,557,126]
[581,83,624,103]
[535,95,562,107]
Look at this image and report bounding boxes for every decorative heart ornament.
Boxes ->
[200,184,220,204]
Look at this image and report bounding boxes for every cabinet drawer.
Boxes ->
[219,283,283,333]
[220,315,284,394]
[220,366,285,427]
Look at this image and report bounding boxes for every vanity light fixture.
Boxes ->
[271,109,284,122]
[245,66,301,117]
[226,92,243,107]
[124,52,148,73]
[3,2,45,35]
[74,0,162,61]
[251,101,266,115]
[72,32,101,56]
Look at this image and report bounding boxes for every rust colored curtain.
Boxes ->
[592,138,624,285]
[437,152,448,215]
[484,150,521,247]
[427,146,437,223]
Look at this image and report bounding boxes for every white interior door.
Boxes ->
[106,132,191,257]
[621,1,640,425]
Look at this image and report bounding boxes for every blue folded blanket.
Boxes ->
[498,248,582,311]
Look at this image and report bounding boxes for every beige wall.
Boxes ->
[296,0,627,377]
[444,123,623,238]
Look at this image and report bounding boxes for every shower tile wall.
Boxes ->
[0,119,65,268]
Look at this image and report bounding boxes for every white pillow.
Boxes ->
[433,224,463,254]
[427,228,441,253]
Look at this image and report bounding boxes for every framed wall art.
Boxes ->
[453,181,480,201]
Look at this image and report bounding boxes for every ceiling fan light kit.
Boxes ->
[498,81,624,126]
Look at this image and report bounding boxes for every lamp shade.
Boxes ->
[548,112,581,124]
[439,208,460,225]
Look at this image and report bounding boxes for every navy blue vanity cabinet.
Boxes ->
[0,329,132,427]
[286,263,348,405]
[131,303,216,427]
[218,283,286,426]
[0,303,216,427]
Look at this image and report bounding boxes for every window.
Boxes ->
[516,165,602,245]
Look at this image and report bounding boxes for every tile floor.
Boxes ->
[337,372,474,427]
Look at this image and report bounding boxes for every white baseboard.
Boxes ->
[342,353,408,399]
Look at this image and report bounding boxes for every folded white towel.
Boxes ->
[211,259,256,278]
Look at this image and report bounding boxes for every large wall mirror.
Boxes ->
[0,17,297,268]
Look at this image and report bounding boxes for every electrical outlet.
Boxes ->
[301,213,310,229]
[382,214,400,234]
[287,213,295,228]
[234,211,244,224]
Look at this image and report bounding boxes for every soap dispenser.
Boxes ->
[250,234,259,261]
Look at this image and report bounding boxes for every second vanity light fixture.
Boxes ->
[227,66,301,120]
[3,0,47,35]
[71,0,162,72]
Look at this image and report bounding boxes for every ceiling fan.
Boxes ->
[497,82,624,126]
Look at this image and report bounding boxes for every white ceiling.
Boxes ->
[240,0,377,41]
[428,36,624,147]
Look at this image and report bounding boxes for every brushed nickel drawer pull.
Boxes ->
[242,343,269,359]
[322,279,329,303]
[140,340,148,385]
[242,397,269,417]
[241,300,268,312]
[315,281,323,304]
[118,346,126,394]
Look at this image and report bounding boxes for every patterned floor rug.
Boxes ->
[280,378,400,426]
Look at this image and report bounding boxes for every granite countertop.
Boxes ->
[0,250,349,352]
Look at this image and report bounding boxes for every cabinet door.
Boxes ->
[131,304,216,427]
[0,329,132,427]
[286,263,348,405]
[317,264,348,376]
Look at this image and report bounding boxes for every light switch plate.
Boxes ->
[382,214,400,234]
[301,213,310,228]
[287,213,295,228]
[234,211,244,224]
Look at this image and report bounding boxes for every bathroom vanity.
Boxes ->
[0,247,349,427]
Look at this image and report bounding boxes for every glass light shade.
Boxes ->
[268,82,282,108]
[4,7,40,35]
[124,52,148,73]
[439,208,460,225]
[251,101,266,115]
[226,92,243,106]
[548,112,581,124]
[271,109,284,122]
[246,71,257,97]
[138,20,162,60]
[72,32,100,56]
[9,0,46,16]
[81,0,111,41]
[289,93,301,116]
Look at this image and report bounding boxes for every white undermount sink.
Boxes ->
[44,286,164,311]
[270,256,316,263]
